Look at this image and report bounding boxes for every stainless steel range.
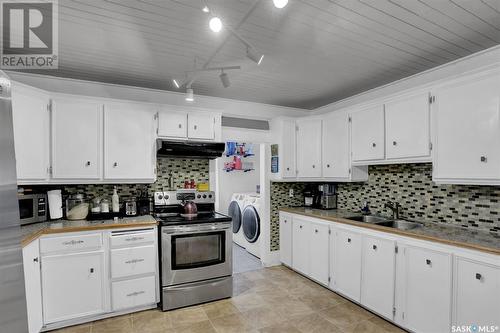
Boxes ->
[154,190,233,311]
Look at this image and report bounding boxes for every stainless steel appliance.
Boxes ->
[303,185,321,208]
[124,198,137,216]
[157,140,225,159]
[0,72,29,332]
[154,190,233,311]
[18,193,47,225]
[319,183,338,210]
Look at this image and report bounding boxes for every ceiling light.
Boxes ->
[185,88,194,102]
[273,0,288,8]
[209,17,222,32]
[246,47,264,65]
[219,71,230,88]
[172,79,180,89]
[202,5,209,13]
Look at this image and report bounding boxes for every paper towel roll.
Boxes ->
[47,190,63,219]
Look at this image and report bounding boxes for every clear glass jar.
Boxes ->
[100,198,110,213]
[66,194,89,220]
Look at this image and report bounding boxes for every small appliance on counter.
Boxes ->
[124,197,138,216]
[319,183,338,210]
[18,192,47,225]
[303,185,321,208]
[66,194,89,220]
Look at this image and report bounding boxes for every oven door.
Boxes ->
[161,222,232,286]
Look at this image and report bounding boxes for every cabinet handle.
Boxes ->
[86,161,91,166]
[90,268,94,273]
[286,167,290,171]
[113,162,118,167]
[481,156,487,163]
[33,257,39,263]
[178,124,182,128]
[127,291,145,297]
[194,125,197,130]
[392,141,397,146]
[63,240,84,246]
[426,259,432,265]
[312,165,315,168]
[125,258,145,264]
[347,238,351,243]
[284,220,287,224]
[315,229,318,233]
[476,273,482,280]
[372,245,377,250]
[326,164,330,168]
[372,143,376,147]
[299,225,303,229]
[125,236,145,242]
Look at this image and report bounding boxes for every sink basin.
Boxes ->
[347,215,392,224]
[375,220,422,230]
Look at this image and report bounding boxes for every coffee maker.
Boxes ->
[303,185,321,208]
[319,183,337,210]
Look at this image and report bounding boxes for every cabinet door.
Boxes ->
[385,93,430,160]
[309,221,329,285]
[11,84,50,181]
[403,246,451,333]
[351,105,385,162]
[434,72,500,182]
[454,257,500,328]
[188,113,215,140]
[292,218,310,275]
[361,236,395,319]
[42,251,105,323]
[281,119,296,178]
[104,104,155,180]
[296,118,322,178]
[157,109,187,138]
[51,97,101,179]
[22,241,43,333]
[322,111,350,178]
[279,213,292,267]
[333,229,362,301]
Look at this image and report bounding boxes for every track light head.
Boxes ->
[247,47,264,65]
[273,0,288,8]
[185,88,194,102]
[209,16,222,32]
[172,79,180,89]
[202,5,209,13]
[219,71,230,88]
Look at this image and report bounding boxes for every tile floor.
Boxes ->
[53,266,405,333]
[232,243,263,274]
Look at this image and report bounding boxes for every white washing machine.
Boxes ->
[228,193,247,248]
[241,194,262,258]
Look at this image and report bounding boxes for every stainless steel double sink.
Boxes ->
[347,215,422,230]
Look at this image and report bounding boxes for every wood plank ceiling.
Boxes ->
[16,0,500,109]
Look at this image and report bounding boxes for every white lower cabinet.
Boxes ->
[110,245,156,279]
[333,228,362,302]
[309,221,330,285]
[279,212,292,267]
[453,256,500,328]
[360,235,396,319]
[400,245,452,333]
[112,276,156,311]
[292,217,310,275]
[23,240,43,333]
[41,251,105,323]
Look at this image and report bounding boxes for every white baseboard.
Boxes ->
[262,251,281,267]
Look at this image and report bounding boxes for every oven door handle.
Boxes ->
[163,224,231,234]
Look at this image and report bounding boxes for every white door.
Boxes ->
[351,105,385,162]
[104,103,155,180]
[296,118,322,178]
[361,235,396,319]
[279,213,292,267]
[281,119,296,178]
[292,218,310,275]
[42,251,105,323]
[22,241,43,333]
[433,72,500,182]
[385,93,430,160]
[309,221,329,285]
[454,257,500,328]
[403,246,452,333]
[322,111,350,178]
[11,84,50,181]
[333,229,362,302]
[51,97,102,179]
[188,113,215,140]
[157,109,187,138]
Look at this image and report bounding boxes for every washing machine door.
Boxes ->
[228,201,242,233]
[242,205,260,243]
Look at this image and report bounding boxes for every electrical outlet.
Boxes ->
[289,189,294,197]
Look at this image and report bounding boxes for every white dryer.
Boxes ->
[228,193,247,248]
[241,194,262,258]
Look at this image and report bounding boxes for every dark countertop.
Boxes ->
[281,207,500,255]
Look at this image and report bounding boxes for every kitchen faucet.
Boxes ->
[385,201,401,220]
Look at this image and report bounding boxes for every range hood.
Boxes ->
[157,140,225,159]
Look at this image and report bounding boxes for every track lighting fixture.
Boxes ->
[219,71,230,88]
[209,16,222,32]
[185,88,194,102]
[273,0,288,8]
[172,79,180,89]
[246,47,264,65]
[202,5,209,13]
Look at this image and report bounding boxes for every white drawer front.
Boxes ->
[40,233,102,254]
[111,245,156,279]
[110,229,155,248]
[112,275,156,311]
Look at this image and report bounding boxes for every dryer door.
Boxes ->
[242,205,260,243]
[228,201,242,233]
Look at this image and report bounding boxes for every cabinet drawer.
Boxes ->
[112,275,156,311]
[111,245,156,279]
[40,233,102,254]
[110,229,155,248]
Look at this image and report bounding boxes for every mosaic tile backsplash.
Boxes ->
[270,163,500,251]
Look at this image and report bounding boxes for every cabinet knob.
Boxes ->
[315,229,318,233]
[326,164,330,168]
[426,259,432,265]
[372,245,377,250]
[178,124,182,128]
[347,238,351,243]
[33,257,39,263]
[392,141,397,146]
[113,162,118,167]
[312,165,315,168]
[194,125,197,130]
[476,273,482,280]
[372,143,376,147]
[481,156,487,163]
[286,167,290,171]
[284,220,287,223]
[86,161,91,166]
[90,268,94,273]
[299,225,303,229]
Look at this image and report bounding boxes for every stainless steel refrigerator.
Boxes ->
[0,71,29,332]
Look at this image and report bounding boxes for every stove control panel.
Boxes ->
[154,191,215,206]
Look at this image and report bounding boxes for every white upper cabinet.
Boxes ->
[351,104,385,163]
[51,97,102,179]
[104,103,155,181]
[281,118,297,178]
[296,118,322,178]
[11,84,50,182]
[157,108,187,138]
[188,113,215,140]
[433,71,500,185]
[385,92,431,161]
[322,111,350,178]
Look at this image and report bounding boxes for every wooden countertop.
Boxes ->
[21,215,158,247]
[281,207,500,255]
